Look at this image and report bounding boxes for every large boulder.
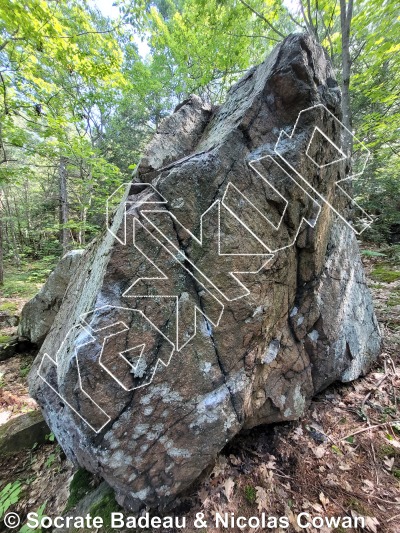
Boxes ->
[29,34,381,511]
[19,250,84,346]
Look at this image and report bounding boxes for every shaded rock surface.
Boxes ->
[19,250,84,346]
[0,411,49,455]
[29,34,381,511]
[0,336,34,361]
[0,311,18,328]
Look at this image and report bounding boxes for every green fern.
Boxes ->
[0,481,21,519]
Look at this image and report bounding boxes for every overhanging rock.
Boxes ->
[29,34,381,511]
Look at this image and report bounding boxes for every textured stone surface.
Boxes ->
[29,34,381,511]
[19,249,84,345]
[0,311,18,328]
[0,411,49,455]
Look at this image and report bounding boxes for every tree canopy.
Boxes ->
[0,0,398,283]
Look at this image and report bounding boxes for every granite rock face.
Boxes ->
[29,34,381,511]
[19,249,84,345]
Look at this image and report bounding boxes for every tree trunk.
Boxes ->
[3,187,21,266]
[340,0,354,154]
[0,191,3,285]
[59,155,69,254]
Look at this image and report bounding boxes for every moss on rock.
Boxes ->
[64,468,94,513]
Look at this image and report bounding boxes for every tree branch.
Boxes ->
[237,0,286,39]
[56,26,121,39]
[287,12,305,30]
[300,0,317,39]
[225,31,280,43]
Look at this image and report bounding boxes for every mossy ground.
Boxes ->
[0,301,18,313]
[0,257,57,299]
[88,488,123,532]
[64,468,95,513]
[388,288,400,306]
[370,264,400,283]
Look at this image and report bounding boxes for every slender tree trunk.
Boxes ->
[340,0,354,154]
[3,187,20,266]
[80,206,87,245]
[0,191,4,285]
[300,0,318,40]
[59,155,69,254]
[23,179,34,250]
[11,191,24,247]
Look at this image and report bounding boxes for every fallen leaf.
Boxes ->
[255,486,268,512]
[292,427,303,441]
[362,479,374,493]
[343,480,352,492]
[319,491,329,509]
[313,445,326,458]
[311,502,324,513]
[365,516,380,533]
[223,477,235,502]
[385,438,400,449]
[287,509,302,532]
[383,456,395,471]
[331,445,343,455]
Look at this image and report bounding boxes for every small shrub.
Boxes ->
[243,484,257,505]
[361,250,386,257]
[20,358,34,379]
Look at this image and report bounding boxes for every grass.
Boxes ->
[0,257,57,299]
[388,288,400,307]
[0,334,12,344]
[370,264,400,283]
[0,302,18,313]
[19,357,34,378]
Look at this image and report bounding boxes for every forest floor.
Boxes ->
[0,247,399,533]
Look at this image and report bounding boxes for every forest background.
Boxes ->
[0,0,399,297]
